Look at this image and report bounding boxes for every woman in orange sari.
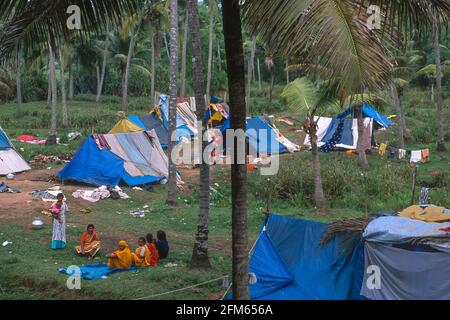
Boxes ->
[132,237,152,267]
[75,224,101,259]
[107,240,133,269]
[146,233,159,267]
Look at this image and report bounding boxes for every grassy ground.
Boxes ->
[0,91,449,299]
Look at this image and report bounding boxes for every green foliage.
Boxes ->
[249,152,449,212]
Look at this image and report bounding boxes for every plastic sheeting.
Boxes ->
[59,263,137,280]
[133,114,169,147]
[363,216,450,244]
[247,214,365,300]
[361,242,450,300]
[57,137,125,187]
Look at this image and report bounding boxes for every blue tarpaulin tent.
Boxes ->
[337,103,392,128]
[246,214,365,300]
[57,132,167,187]
[220,116,297,155]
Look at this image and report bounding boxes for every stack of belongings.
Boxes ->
[72,185,129,202]
[0,126,31,175]
[303,104,392,152]
[57,130,182,187]
[360,205,450,300]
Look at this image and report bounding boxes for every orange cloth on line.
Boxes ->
[147,242,159,267]
[132,246,151,267]
[421,149,429,163]
[108,241,133,269]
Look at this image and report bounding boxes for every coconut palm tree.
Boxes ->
[187,0,211,269]
[47,42,58,145]
[166,0,179,206]
[282,77,340,213]
[96,26,110,103]
[15,41,23,117]
[245,35,257,113]
[59,47,68,128]
[206,0,218,100]
[432,10,447,152]
[221,0,249,301]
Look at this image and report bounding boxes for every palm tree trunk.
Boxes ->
[257,58,262,96]
[59,49,68,128]
[166,0,179,206]
[47,68,51,107]
[222,0,249,300]
[245,35,256,114]
[390,84,405,148]
[122,35,135,110]
[164,32,170,60]
[15,42,23,118]
[180,14,189,99]
[68,62,74,100]
[47,42,58,145]
[217,40,222,72]
[447,104,450,141]
[309,119,326,214]
[269,68,274,103]
[150,34,156,109]
[187,0,211,269]
[206,0,215,100]
[355,104,369,171]
[433,12,446,152]
[286,60,289,84]
[398,87,409,143]
[96,28,109,102]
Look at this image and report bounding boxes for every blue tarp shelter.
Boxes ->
[337,103,392,129]
[246,214,365,300]
[220,116,297,155]
[57,132,168,187]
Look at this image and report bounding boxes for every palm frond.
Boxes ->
[0,0,139,59]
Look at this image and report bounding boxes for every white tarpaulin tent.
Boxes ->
[0,126,31,175]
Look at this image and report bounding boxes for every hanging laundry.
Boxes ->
[410,150,421,163]
[421,149,429,163]
[378,143,387,156]
[398,149,406,160]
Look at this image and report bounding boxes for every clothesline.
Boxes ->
[133,275,227,300]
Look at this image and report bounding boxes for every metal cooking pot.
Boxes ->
[32,217,44,230]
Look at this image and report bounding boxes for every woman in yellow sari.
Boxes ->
[132,237,152,267]
[75,224,101,259]
[107,240,133,269]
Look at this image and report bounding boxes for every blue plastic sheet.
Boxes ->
[57,137,124,187]
[59,263,137,280]
[247,214,365,300]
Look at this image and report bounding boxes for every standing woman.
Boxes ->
[51,193,68,249]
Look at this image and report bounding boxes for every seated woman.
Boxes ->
[75,224,101,259]
[107,240,133,269]
[146,233,159,267]
[132,237,151,267]
[155,230,169,260]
